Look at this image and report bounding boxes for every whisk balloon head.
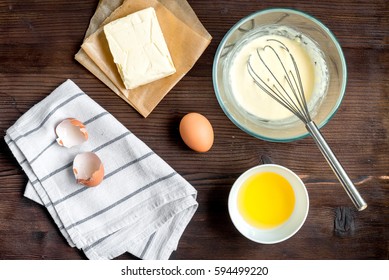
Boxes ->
[247,39,311,123]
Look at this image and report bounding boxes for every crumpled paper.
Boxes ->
[75,0,212,117]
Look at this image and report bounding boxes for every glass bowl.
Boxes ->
[213,8,347,142]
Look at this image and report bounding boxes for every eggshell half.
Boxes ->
[56,118,88,148]
[73,152,104,187]
[179,112,214,152]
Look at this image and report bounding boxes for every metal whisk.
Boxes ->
[247,39,367,211]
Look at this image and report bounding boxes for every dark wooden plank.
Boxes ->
[0,0,388,260]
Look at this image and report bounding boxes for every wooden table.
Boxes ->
[0,0,387,260]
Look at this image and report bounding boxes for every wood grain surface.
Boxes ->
[0,0,388,260]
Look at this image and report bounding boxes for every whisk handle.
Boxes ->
[306,121,367,211]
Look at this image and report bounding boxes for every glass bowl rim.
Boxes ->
[212,8,347,142]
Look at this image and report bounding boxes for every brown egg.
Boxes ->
[55,118,88,148]
[179,113,214,152]
[73,152,104,187]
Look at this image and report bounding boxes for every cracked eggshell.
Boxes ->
[55,118,88,148]
[73,152,104,187]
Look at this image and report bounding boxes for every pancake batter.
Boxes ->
[228,27,327,122]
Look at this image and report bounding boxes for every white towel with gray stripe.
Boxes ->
[4,79,198,260]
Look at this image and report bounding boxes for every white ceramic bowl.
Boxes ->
[228,164,309,244]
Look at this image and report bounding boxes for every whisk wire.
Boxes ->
[263,43,304,114]
[287,45,311,122]
[247,56,302,121]
[247,57,296,117]
[247,39,311,122]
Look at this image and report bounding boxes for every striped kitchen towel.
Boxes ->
[4,79,198,260]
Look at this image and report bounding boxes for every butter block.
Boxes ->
[103,7,176,90]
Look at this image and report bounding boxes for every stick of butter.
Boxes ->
[103,7,176,90]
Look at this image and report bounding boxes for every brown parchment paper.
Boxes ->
[75,0,211,118]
